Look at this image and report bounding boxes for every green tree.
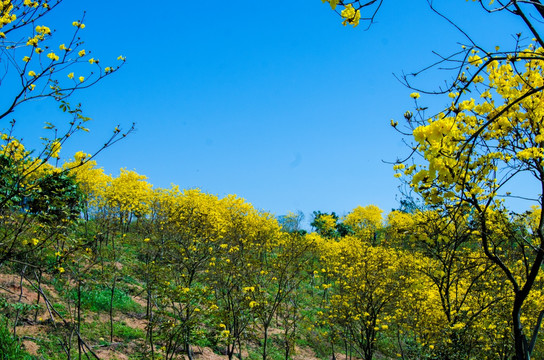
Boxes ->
[311,211,353,238]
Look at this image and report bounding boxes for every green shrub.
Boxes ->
[0,318,35,359]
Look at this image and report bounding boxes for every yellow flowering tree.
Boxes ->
[397,44,544,360]
[63,152,110,220]
[104,168,152,232]
[343,205,383,244]
[245,231,316,360]
[383,210,415,248]
[411,209,515,358]
[208,195,282,360]
[315,235,417,360]
[144,187,225,360]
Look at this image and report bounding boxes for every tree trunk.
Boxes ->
[262,325,269,360]
[513,296,529,360]
[110,274,117,342]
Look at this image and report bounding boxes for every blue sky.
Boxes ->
[10,1,531,221]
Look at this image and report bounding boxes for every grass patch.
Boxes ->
[52,303,67,317]
[81,319,144,343]
[70,286,140,313]
[114,321,145,340]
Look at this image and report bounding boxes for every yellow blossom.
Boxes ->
[49,141,61,158]
[468,54,483,66]
[35,25,50,34]
[26,36,39,46]
[340,4,360,27]
[47,52,59,61]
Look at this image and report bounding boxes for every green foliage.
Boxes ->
[0,155,23,210]
[0,152,83,224]
[0,295,40,323]
[0,317,35,360]
[311,211,353,238]
[26,171,84,224]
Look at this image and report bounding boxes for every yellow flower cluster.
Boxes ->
[47,52,59,61]
[0,1,17,29]
[35,25,51,34]
[23,0,38,8]
[408,46,544,205]
[49,140,61,159]
[321,1,361,27]
[72,21,85,29]
[340,4,361,27]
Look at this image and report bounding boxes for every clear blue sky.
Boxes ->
[11,1,529,221]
